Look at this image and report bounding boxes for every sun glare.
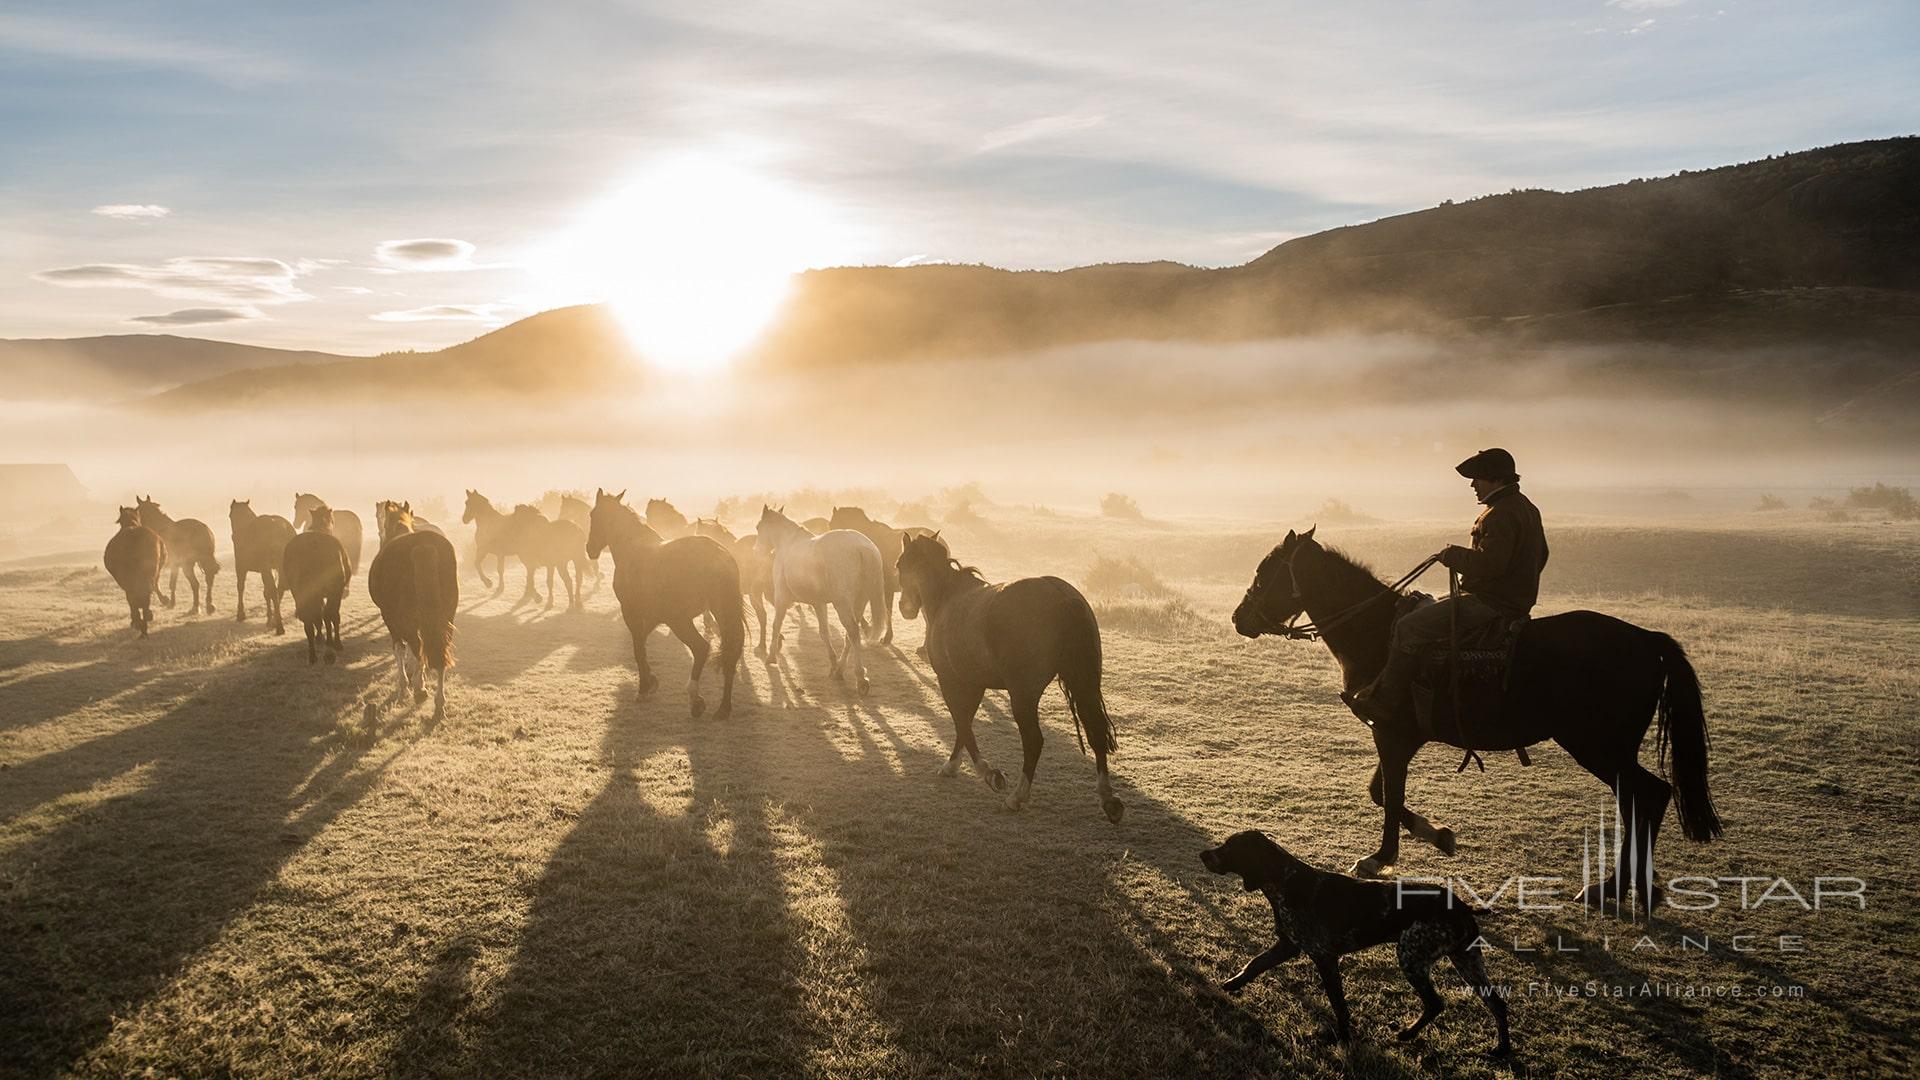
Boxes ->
[537,156,843,373]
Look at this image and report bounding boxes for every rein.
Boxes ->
[1275,552,1442,642]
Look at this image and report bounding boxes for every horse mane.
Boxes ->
[905,534,986,584]
[1310,542,1389,593]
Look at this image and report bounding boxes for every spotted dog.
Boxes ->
[1200,830,1511,1056]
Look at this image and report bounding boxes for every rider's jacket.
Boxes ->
[1452,485,1548,618]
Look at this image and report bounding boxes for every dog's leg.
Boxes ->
[1313,956,1353,1044]
[1395,925,1449,1043]
[1223,936,1299,994]
[1449,943,1511,1057]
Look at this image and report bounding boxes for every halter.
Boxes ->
[1268,549,1443,642]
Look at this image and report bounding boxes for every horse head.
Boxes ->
[118,505,141,529]
[461,489,489,524]
[587,488,630,559]
[894,531,951,619]
[828,505,873,531]
[1233,525,1316,638]
[376,499,415,542]
[229,499,256,526]
[754,504,804,555]
[308,505,336,533]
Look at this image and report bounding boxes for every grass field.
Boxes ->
[3,510,1917,1078]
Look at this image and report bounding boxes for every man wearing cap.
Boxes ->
[1346,447,1549,726]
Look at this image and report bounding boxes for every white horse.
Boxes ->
[755,505,888,694]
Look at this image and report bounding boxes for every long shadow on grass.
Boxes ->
[0,638,404,1077]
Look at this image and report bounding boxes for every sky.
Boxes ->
[1,0,1914,355]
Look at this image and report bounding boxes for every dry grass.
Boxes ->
[2,515,1917,1078]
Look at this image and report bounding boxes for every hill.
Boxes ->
[137,136,1920,409]
[0,334,353,402]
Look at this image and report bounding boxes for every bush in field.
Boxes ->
[1755,493,1788,511]
[1809,496,1837,510]
[945,499,983,524]
[892,498,937,526]
[1312,497,1378,525]
[1101,492,1144,520]
[1824,508,1854,524]
[1845,483,1919,520]
[1084,553,1176,599]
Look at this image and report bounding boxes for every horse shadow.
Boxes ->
[0,637,404,1077]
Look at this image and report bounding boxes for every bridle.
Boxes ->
[1255,546,1443,642]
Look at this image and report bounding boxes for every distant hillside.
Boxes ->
[150,305,636,408]
[0,334,353,401]
[137,136,1920,409]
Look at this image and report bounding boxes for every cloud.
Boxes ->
[128,307,261,326]
[32,256,312,305]
[334,285,375,295]
[1606,0,1686,9]
[374,238,478,271]
[977,113,1107,153]
[370,303,513,323]
[91,203,171,220]
[0,12,289,83]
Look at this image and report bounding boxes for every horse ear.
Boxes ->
[615,489,626,503]
[1302,524,1317,541]
[1284,529,1296,543]
[402,501,411,512]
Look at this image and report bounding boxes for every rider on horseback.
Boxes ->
[1346,447,1549,726]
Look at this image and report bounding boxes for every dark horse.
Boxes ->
[283,505,352,665]
[588,489,743,719]
[104,506,166,637]
[369,501,458,721]
[134,496,220,615]
[1232,527,1721,909]
[896,533,1124,822]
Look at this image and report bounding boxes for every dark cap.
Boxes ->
[1455,447,1518,481]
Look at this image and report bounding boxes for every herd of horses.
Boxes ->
[100,489,1724,1045]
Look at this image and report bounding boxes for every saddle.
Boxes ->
[1397,593,1532,770]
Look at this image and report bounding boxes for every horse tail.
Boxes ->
[713,559,746,666]
[1653,633,1720,841]
[1057,585,1117,756]
[414,539,455,673]
[866,543,889,640]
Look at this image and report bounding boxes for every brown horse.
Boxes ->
[896,533,1123,821]
[508,504,589,610]
[461,490,521,594]
[645,498,693,540]
[284,506,352,664]
[293,493,365,578]
[557,493,603,585]
[829,505,934,644]
[589,490,743,718]
[369,501,458,720]
[375,501,445,550]
[104,506,166,638]
[229,499,294,633]
[133,495,219,615]
[695,517,773,657]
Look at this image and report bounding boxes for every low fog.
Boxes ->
[3,334,1916,553]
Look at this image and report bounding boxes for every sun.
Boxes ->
[537,155,842,373]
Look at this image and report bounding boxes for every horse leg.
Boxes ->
[305,618,319,665]
[392,637,414,698]
[235,570,248,622]
[1004,688,1044,811]
[264,570,285,634]
[630,617,660,698]
[879,582,895,645]
[668,617,711,719]
[202,564,218,616]
[163,564,179,608]
[431,660,446,721]
[767,597,789,661]
[750,591,768,657]
[1354,732,1417,878]
[183,563,200,615]
[325,595,342,664]
[1622,763,1673,913]
[838,602,868,695]
[542,564,556,612]
[476,546,493,589]
[815,602,840,677]
[1370,766,1458,856]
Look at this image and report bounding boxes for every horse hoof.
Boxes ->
[987,769,1007,792]
[936,760,959,778]
[690,698,705,719]
[414,689,430,704]
[1436,826,1458,856]
[713,704,732,721]
[1102,797,1126,824]
[856,677,870,696]
[1351,856,1393,879]
[326,652,337,666]
[637,675,658,697]
[1003,792,1026,812]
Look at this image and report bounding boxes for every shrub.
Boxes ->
[1092,596,1204,638]
[1312,497,1378,525]
[1754,494,1788,511]
[1101,492,1144,520]
[1845,483,1919,520]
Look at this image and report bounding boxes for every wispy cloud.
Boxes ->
[370,303,513,323]
[977,113,1107,153]
[128,306,260,326]
[374,238,481,272]
[32,256,313,306]
[0,12,289,83]
[1607,0,1688,9]
[91,203,171,220]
